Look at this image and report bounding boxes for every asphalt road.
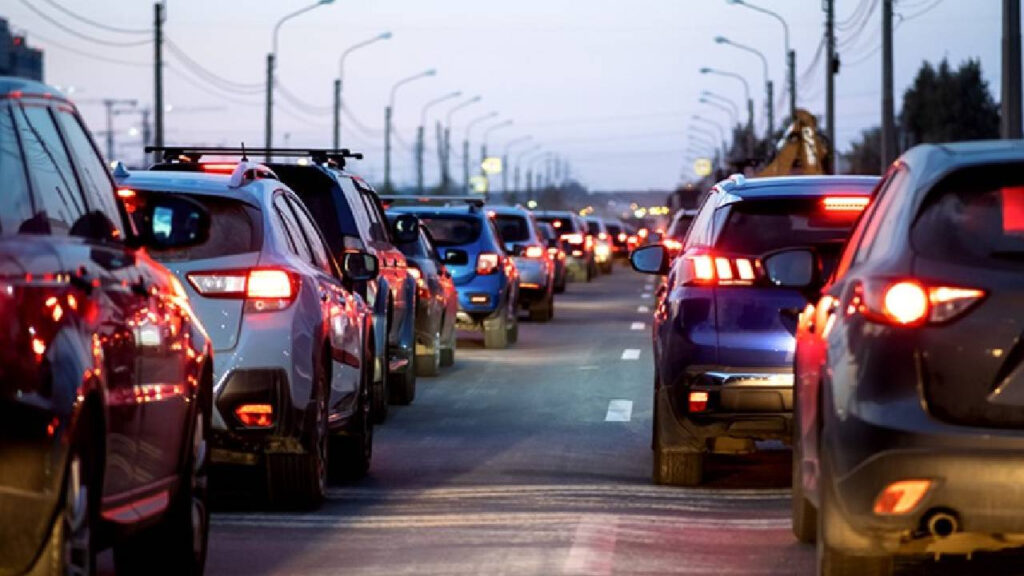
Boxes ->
[101,265,1022,575]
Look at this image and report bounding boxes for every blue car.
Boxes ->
[385,198,519,349]
[630,174,878,486]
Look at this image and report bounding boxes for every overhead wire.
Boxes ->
[39,0,149,35]
[17,0,152,47]
[164,39,263,94]
[25,29,150,68]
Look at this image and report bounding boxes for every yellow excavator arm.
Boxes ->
[756,109,830,177]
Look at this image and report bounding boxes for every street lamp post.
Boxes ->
[502,136,532,196]
[715,35,773,140]
[441,96,481,193]
[462,111,498,193]
[480,119,513,191]
[266,0,334,160]
[523,150,547,199]
[701,67,754,158]
[334,31,392,149]
[513,143,541,196]
[385,69,437,193]
[700,97,738,127]
[692,115,727,159]
[417,91,461,194]
[726,0,795,121]
[701,91,741,124]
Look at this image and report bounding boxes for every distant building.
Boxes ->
[0,18,44,81]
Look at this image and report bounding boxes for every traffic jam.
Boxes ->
[2,2,1023,576]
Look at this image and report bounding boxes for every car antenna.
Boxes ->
[240,142,249,162]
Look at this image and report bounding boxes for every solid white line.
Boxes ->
[605,400,633,422]
[637,306,649,313]
[621,349,641,360]
[630,322,645,330]
[640,293,652,299]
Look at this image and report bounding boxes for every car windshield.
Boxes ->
[416,215,483,247]
[912,163,1024,268]
[494,215,530,242]
[715,197,863,255]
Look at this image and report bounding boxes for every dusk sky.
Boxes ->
[4,0,1009,191]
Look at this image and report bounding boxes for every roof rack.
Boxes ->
[379,195,486,210]
[144,146,365,169]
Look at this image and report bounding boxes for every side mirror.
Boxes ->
[630,244,669,275]
[135,194,210,250]
[391,214,420,244]
[762,248,817,288]
[343,251,379,282]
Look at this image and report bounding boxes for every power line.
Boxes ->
[164,38,263,93]
[25,29,150,68]
[39,0,149,35]
[899,0,947,21]
[17,0,152,47]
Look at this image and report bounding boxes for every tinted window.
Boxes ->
[0,105,35,235]
[287,196,332,274]
[53,108,123,234]
[537,215,577,234]
[854,169,907,265]
[585,220,601,235]
[494,215,530,242]
[292,187,358,256]
[418,215,483,247]
[683,193,718,249]
[912,163,1024,269]
[142,194,262,261]
[386,215,429,258]
[274,195,313,263]
[714,198,862,255]
[13,104,85,236]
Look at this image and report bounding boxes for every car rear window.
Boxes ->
[537,215,577,233]
[912,163,1024,269]
[586,221,601,235]
[494,215,530,242]
[141,194,263,261]
[714,198,862,255]
[418,215,482,247]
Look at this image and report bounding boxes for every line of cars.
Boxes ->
[632,143,1024,574]
[0,78,626,576]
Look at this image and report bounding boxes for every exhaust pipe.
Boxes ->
[925,511,959,538]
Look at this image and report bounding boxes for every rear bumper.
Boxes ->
[827,411,1024,555]
[210,368,307,465]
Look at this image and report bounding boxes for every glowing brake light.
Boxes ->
[116,188,136,199]
[878,280,985,325]
[201,163,238,174]
[688,391,709,412]
[874,479,932,515]
[822,196,870,212]
[235,404,274,428]
[584,235,594,250]
[562,233,583,245]
[691,254,715,282]
[618,232,627,243]
[246,269,294,299]
[524,246,545,259]
[882,281,929,325]
[406,267,422,281]
[476,253,501,275]
[187,268,298,311]
[598,232,608,240]
[663,239,683,253]
[685,253,759,285]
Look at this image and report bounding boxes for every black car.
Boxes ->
[0,78,213,574]
[387,213,458,377]
[536,221,567,294]
[792,141,1024,574]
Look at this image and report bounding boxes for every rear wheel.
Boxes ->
[389,353,417,405]
[330,347,373,481]
[483,312,509,349]
[42,442,97,576]
[267,363,327,509]
[792,448,818,544]
[372,331,389,424]
[416,330,441,377]
[115,407,210,575]
[529,293,554,322]
[440,325,456,367]
[817,457,893,576]
[652,392,703,486]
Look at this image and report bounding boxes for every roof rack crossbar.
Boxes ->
[144,146,364,168]
[379,195,485,209]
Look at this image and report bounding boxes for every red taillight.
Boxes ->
[547,247,558,258]
[585,235,594,251]
[822,196,870,212]
[235,404,274,428]
[247,269,294,299]
[684,252,759,286]
[618,232,627,243]
[201,163,238,174]
[689,391,708,412]
[876,280,985,326]
[873,479,932,515]
[116,188,136,199]
[562,233,583,245]
[477,253,501,275]
[598,232,608,241]
[663,239,683,253]
[524,246,545,259]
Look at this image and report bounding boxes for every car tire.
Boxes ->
[817,456,893,576]
[115,406,210,576]
[440,327,456,367]
[389,353,417,405]
[652,391,703,486]
[267,363,328,510]
[372,331,389,424]
[529,293,554,322]
[507,309,519,344]
[329,349,373,482]
[554,278,566,293]
[792,453,818,544]
[41,441,97,576]
[416,330,441,377]
[483,311,509,349]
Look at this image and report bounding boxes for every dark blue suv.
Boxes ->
[386,198,519,349]
[631,174,878,486]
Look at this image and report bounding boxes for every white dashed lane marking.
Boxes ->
[638,306,649,313]
[604,400,633,422]
[630,322,645,330]
[621,349,641,360]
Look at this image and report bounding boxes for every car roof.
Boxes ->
[389,205,482,218]
[723,175,879,199]
[116,169,272,208]
[904,140,1024,176]
[487,205,530,216]
[0,77,68,101]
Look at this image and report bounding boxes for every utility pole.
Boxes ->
[1003,0,1023,138]
[153,2,164,165]
[265,53,274,159]
[825,0,837,173]
[766,79,774,150]
[881,0,897,170]
[332,79,341,149]
[384,105,393,191]
[462,139,470,193]
[102,99,138,162]
[788,50,797,122]
[416,124,426,193]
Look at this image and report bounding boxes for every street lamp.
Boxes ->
[701,91,741,123]
[725,0,795,120]
[462,112,498,192]
[441,96,481,193]
[266,0,335,159]
[415,90,461,194]
[700,97,738,127]
[715,35,773,138]
[334,31,392,149]
[512,142,540,195]
[693,115,728,161]
[502,136,532,195]
[700,67,751,123]
[385,68,437,192]
[478,119,513,193]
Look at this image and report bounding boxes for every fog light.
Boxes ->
[235,404,274,428]
[873,479,932,515]
[520,282,540,289]
[689,391,709,412]
[469,295,490,305]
